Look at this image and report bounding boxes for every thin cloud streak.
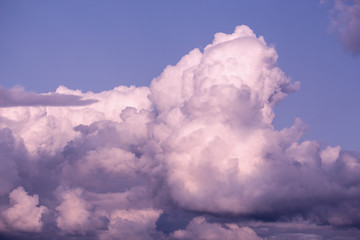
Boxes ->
[0,86,97,107]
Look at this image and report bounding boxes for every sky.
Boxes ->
[0,0,360,151]
[1,0,360,239]
[1,0,360,150]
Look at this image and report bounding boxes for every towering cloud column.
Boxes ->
[150,25,301,213]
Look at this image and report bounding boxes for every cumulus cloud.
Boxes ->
[0,86,97,107]
[151,25,301,214]
[55,188,91,233]
[99,209,164,240]
[328,0,360,55]
[171,217,263,240]
[0,25,359,239]
[0,187,47,232]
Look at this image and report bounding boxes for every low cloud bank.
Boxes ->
[0,25,359,239]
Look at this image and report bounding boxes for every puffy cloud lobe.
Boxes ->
[100,209,164,240]
[171,217,263,240]
[0,85,151,156]
[0,187,47,232]
[0,25,360,239]
[55,189,91,233]
[320,145,341,169]
[150,26,299,121]
[329,0,360,55]
[151,25,301,214]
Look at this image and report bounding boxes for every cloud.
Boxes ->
[0,86,97,107]
[55,188,91,233]
[171,217,263,240]
[151,25,302,214]
[0,128,23,195]
[99,209,164,240]
[328,0,360,55]
[249,220,360,240]
[0,187,47,232]
[0,25,359,239]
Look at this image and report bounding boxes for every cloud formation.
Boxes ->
[0,25,359,239]
[329,0,360,55]
[0,86,97,107]
[55,188,91,233]
[171,217,263,240]
[0,187,47,232]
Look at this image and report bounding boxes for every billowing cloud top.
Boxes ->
[0,25,359,240]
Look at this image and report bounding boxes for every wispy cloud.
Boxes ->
[329,0,360,55]
[0,86,97,107]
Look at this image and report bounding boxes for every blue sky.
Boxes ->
[1,0,359,152]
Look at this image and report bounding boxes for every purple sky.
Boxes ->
[1,1,360,239]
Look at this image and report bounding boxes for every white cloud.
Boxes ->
[55,188,91,233]
[1,187,47,232]
[99,209,164,240]
[171,217,263,240]
[151,25,301,214]
[0,85,151,156]
[320,145,341,169]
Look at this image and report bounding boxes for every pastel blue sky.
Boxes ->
[0,0,359,152]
